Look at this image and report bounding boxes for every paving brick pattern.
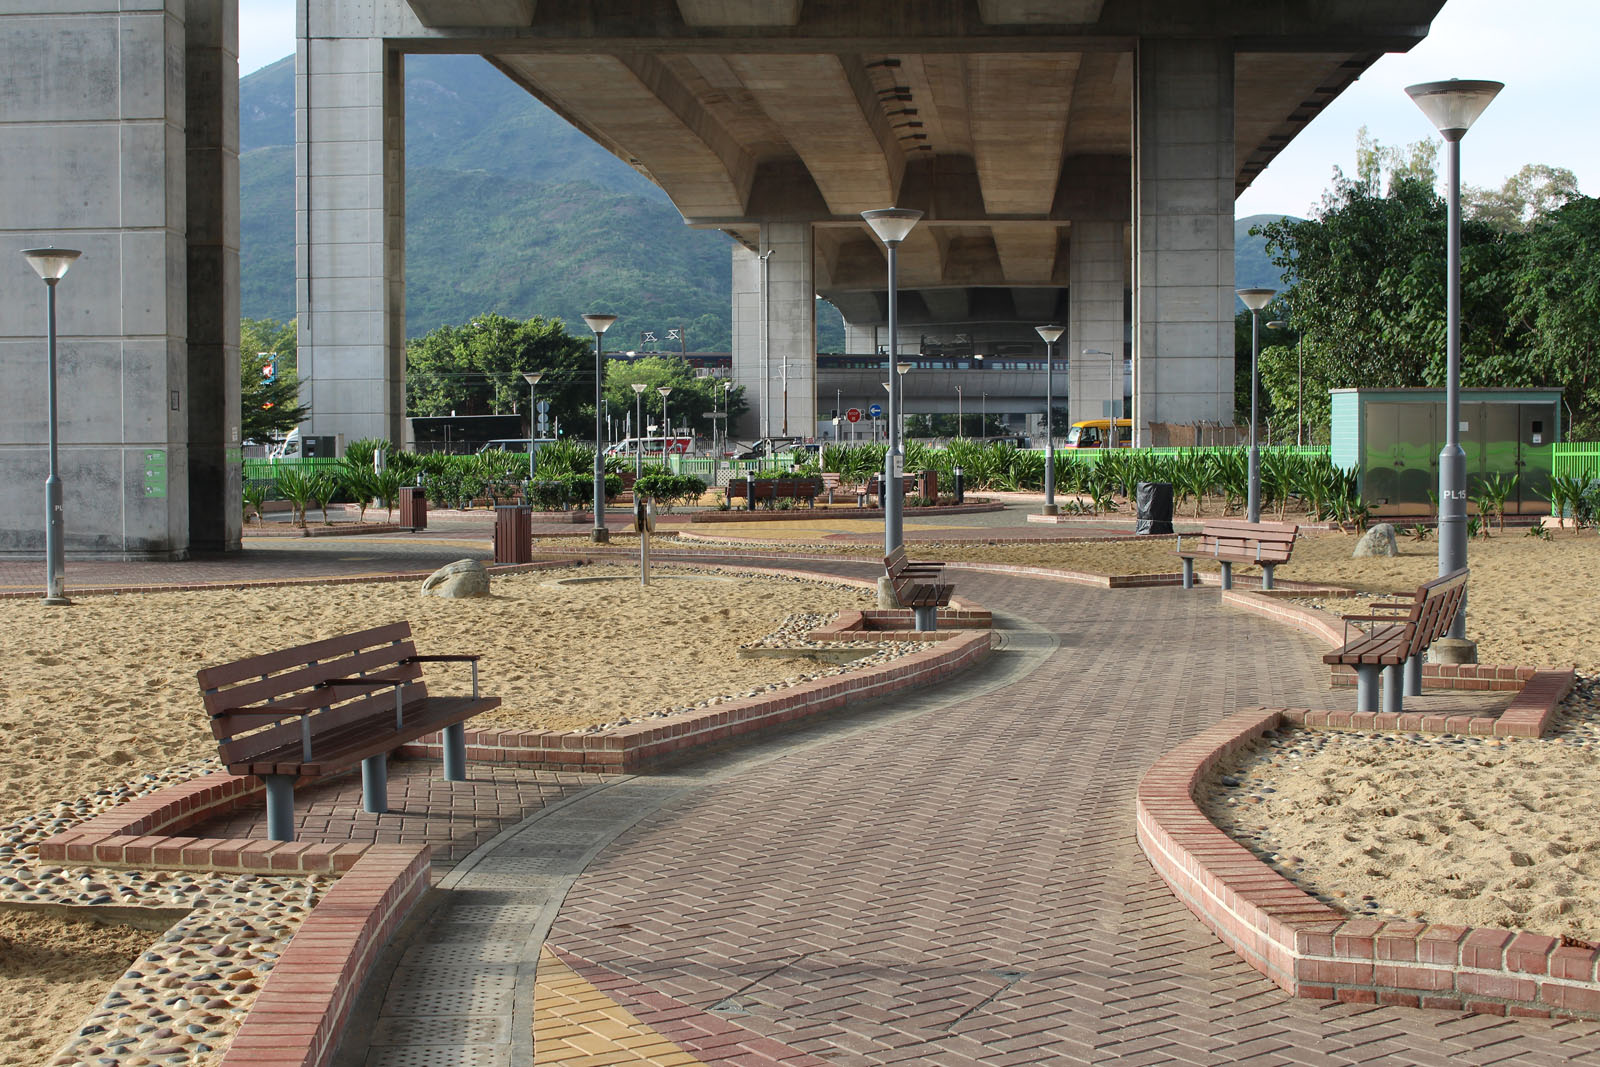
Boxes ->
[546,572,1600,1064]
[185,760,609,870]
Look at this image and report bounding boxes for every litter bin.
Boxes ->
[493,505,532,564]
[1135,482,1174,535]
[399,486,427,530]
[916,470,938,501]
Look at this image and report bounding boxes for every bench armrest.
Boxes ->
[406,654,481,663]
[1339,613,1411,623]
[321,675,412,690]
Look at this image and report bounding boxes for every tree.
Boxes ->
[242,348,309,443]
[241,317,297,375]
[406,314,591,431]
[1255,171,1519,436]
[1466,164,1581,233]
[1504,197,1600,437]
[602,356,746,440]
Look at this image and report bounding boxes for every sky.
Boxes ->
[238,0,1595,219]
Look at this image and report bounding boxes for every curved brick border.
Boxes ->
[1136,707,1600,1019]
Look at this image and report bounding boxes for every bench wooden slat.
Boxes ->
[227,695,496,777]
[201,648,426,727]
[1323,568,1467,668]
[196,622,413,689]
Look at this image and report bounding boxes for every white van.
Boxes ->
[267,429,301,459]
[604,436,693,457]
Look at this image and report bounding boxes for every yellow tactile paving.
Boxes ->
[534,947,712,1066]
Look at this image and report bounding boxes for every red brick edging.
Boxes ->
[1136,707,1600,1019]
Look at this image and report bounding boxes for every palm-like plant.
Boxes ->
[340,464,380,524]
[1480,472,1518,531]
[242,483,268,526]
[309,472,341,525]
[273,469,316,526]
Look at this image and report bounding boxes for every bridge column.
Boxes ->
[1068,220,1126,431]
[295,28,406,446]
[1133,38,1236,445]
[730,222,814,441]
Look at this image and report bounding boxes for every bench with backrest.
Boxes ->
[1175,519,1299,590]
[820,471,868,507]
[725,476,820,508]
[884,544,954,632]
[195,621,500,842]
[1322,568,1468,716]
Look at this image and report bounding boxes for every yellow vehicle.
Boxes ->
[1062,418,1133,448]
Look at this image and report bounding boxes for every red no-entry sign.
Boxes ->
[845,408,862,423]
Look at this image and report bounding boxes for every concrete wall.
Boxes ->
[729,223,815,440]
[1132,38,1236,444]
[0,0,238,560]
[295,19,406,446]
[1067,220,1127,428]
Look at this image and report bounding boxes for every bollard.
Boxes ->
[746,472,757,511]
[953,467,965,505]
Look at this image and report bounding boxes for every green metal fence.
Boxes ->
[243,457,344,483]
[1553,442,1600,480]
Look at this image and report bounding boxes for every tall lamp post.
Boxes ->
[522,371,543,481]
[630,382,647,478]
[1036,325,1064,515]
[582,313,617,543]
[955,385,963,439]
[1236,288,1276,523]
[1407,77,1502,642]
[861,208,922,554]
[657,386,672,469]
[22,247,82,605]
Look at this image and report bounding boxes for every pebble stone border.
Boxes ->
[1136,704,1600,1019]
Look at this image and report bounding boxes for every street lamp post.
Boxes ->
[582,313,617,543]
[861,207,922,555]
[630,382,647,478]
[955,385,963,439]
[1407,77,1502,642]
[1236,288,1276,523]
[522,371,543,481]
[22,247,82,605]
[1037,325,1064,515]
[657,386,672,469]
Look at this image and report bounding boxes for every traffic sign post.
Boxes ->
[846,407,861,423]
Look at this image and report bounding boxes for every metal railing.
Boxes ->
[1553,442,1600,480]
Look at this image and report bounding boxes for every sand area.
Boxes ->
[0,562,877,1064]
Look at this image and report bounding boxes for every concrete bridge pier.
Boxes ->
[731,222,815,442]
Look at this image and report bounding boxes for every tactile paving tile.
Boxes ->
[439,904,546,923]
[399,942,522,966]
[382,986,514,1017]
[369,1015,509,1046]
[421,922,530,944]
[388,964,520,990]
[364,1045,509,1067]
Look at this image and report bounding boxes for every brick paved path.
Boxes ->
[538,569,1600,1065]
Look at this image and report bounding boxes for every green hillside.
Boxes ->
[1235,213,1299,291]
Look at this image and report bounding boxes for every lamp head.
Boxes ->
[21,247,82,282]
[657,386,672,398]
[896,362,913,375]
[630,382,648,394]
[582,313,618,335]
[1236,287,1276,312]
[860,207,923,246]
[1035,324,1065,344]
[523,371,543,386]
[1266,320,1287,330]
[1405,79,1503,140]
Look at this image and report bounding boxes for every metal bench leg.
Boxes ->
[912,605,938,632]
[1219,561,1233,590]
[1382,664,1403,717]
[1404,653,1424,697]
[361,753,388,814]
[1181,558,1194,589]
[264,774,297,843]
[442,722,468,782]
[1260,563,1275,591]
[1355,665,1380,714]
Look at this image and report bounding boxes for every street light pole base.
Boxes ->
[590,527,610,544]
[1040,504,1058,517]
[41,595,71,606]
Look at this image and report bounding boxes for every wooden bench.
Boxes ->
[884,544,954,631]
[195,621,500,842]
[1322,568,1468,716]
[1175,519,1299,590]
[724,476,820,508]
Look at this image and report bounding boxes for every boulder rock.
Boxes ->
[1352,523,1399,558]
[421,559,490,598]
